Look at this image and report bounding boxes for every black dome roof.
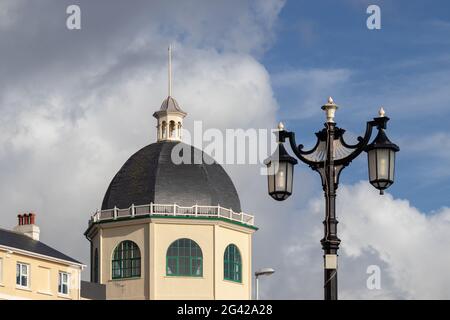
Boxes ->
[102,141,241,212]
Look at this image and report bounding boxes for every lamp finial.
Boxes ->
[321,96,339,123]
[277,122,285,131]
[379,107,385,117]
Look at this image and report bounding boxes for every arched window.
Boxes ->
[112,241,141,279]
[169,120,176,138]
[166,238,202,277]
[177,122,182,138]
[224,244,242,282]
[161,121,167,139]
[93,248,99,283]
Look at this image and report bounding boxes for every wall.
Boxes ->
[214,224,252,299]
[98,221,149,299]
[152,221,215,299]
[0,249,82,300]
[89,217,255,300]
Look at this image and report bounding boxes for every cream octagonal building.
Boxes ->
[84,48,257,300]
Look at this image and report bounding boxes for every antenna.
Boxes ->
[168,45,172,97]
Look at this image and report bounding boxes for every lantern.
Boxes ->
[264,143,298,201]
[366,128,400,194]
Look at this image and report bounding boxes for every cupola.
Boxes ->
[153,45,187,142]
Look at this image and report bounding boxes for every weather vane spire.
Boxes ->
[168,45,172,97]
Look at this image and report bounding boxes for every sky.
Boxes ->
[1,0,450,299]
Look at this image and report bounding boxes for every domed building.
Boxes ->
[84,48,257,300]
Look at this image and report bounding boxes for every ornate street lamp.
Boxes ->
[264,122,298,201]
[265,97,399,300]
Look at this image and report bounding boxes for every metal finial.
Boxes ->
[168,45,172,97]
[277,122,285,130]
[379,107,385,117]
[321,97,338,123]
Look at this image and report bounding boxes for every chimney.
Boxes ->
[14,213,40,241]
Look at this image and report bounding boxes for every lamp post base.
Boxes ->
[324,267,338,300]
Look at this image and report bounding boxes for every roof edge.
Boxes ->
[0,244,85,267]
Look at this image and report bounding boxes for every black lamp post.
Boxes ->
[265,97,399,300]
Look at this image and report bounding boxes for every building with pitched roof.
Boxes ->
[0,214,86,300]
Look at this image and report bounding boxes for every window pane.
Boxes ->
[16,264,20,285]
[224,262,229,279]
[167,257,177,275]
[224,245,242,282]
[113,265,121,278]
[192,258,202,276]
[112,241,141,279]
[179,257,189,275]
[16,264,29,287]
[166,239,202,276]
[59,272,69,294]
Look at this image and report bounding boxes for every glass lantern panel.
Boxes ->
[368,150,377,182]
[275,162,287,192]
[389,150,395,182]
[376,148,390,180]
[286,162,293,194]
[268,163,275,194]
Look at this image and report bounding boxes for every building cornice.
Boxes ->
[85,214,257,240]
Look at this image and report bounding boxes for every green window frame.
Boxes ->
[224,244,242,283]
[112,240,141,279]
[166,238,203,277]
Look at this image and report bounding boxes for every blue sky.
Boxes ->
[262,0,450,212]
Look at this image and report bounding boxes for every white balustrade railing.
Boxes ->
[90,203,255,227]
